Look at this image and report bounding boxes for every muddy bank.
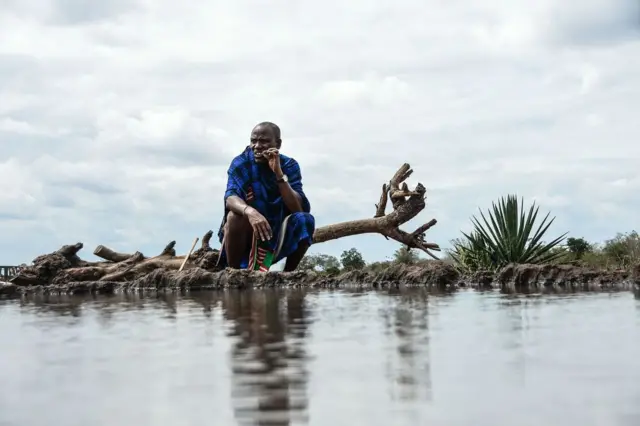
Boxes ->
[1,242,460,297]
[496,263,639,291]
[459,263,639,291]
[3,262,461,297]
[2,243,638,298]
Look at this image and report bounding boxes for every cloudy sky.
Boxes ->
[1,0,639,265]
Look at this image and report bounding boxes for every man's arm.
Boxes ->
[223,167,250,215]
[276,177,303,213]
[224,165,272,241]
[276,157,310,213]
[225,195,250,215]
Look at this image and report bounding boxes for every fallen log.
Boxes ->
[10,163,442,290]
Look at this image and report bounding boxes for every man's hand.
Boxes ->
[245,207,272,241]
[264,148,283,177]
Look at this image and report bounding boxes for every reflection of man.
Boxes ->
[217,122,315,272]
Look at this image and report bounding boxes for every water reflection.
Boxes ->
[382,288,432,402]
[221,289,311,425]
[2,288,640,425]
[496,296,528,387]
[19,293,91,318]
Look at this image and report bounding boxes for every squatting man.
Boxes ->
[216,122,315,272]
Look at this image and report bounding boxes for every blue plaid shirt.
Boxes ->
[218,146,311,250]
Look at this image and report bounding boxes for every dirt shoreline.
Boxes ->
[2,256,638,298]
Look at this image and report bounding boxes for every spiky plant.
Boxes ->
[448,235,494,272]
[450,195,567,272]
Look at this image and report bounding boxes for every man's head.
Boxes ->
[250,122,281,163]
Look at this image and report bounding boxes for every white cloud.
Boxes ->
[316,74,411,106]
[0,0,639,265]
[470,0,640,49]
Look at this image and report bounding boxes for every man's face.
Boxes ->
[250,125,280,163]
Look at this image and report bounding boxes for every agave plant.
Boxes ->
[448,235,494,272]
[450,195,567,272]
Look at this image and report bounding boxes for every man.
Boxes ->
[217,122,315,272]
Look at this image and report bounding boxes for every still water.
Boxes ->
[1,288,640,426]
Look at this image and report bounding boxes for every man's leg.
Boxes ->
[224,211,253,269]
[278,212,315,272]
[284,240,310,272]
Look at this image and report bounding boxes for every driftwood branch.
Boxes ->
[159,241,177,257]
[10,162,440,288]
[374,183,389,218]
[200,230,213,250]
[94,245,131,263]
[411,219,437,239]
[313,163,440,258]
